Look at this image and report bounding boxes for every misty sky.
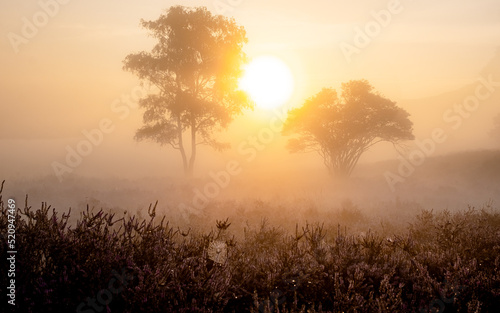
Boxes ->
[1,0,500,180]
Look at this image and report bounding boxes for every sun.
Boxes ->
[239,56,294,110]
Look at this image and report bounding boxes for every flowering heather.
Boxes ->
[1,186,499,312]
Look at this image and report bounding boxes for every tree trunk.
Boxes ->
[177,115,189,177]
[187,119,197,178]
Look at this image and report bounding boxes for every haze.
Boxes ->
[1,0,500,219]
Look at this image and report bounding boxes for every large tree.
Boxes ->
[283,80,414,178]
[123,6,251,177]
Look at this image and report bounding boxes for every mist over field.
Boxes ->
[1,0,500,312]
[3,51,500,227]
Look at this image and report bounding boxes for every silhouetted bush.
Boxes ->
[1,185,500,312]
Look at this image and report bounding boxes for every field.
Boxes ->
[1,176,500,312]
[2,1,500,312]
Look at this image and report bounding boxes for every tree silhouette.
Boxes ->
[123,6,251,177]
[283,80,414,178]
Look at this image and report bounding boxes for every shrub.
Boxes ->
[1,182,499,312]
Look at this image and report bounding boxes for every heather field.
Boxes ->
[1,180,499,313]
[3,0,500,312]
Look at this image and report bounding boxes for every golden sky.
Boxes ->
[1,0,500,179]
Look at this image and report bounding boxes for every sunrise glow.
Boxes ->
[239,56,294,110]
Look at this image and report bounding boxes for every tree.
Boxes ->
[123,6,251,177]
[282,80,414,178]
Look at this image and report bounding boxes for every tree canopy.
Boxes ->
[123,6,251,176]
[283,80,414,178]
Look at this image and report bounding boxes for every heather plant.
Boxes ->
[1,182,499,312]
